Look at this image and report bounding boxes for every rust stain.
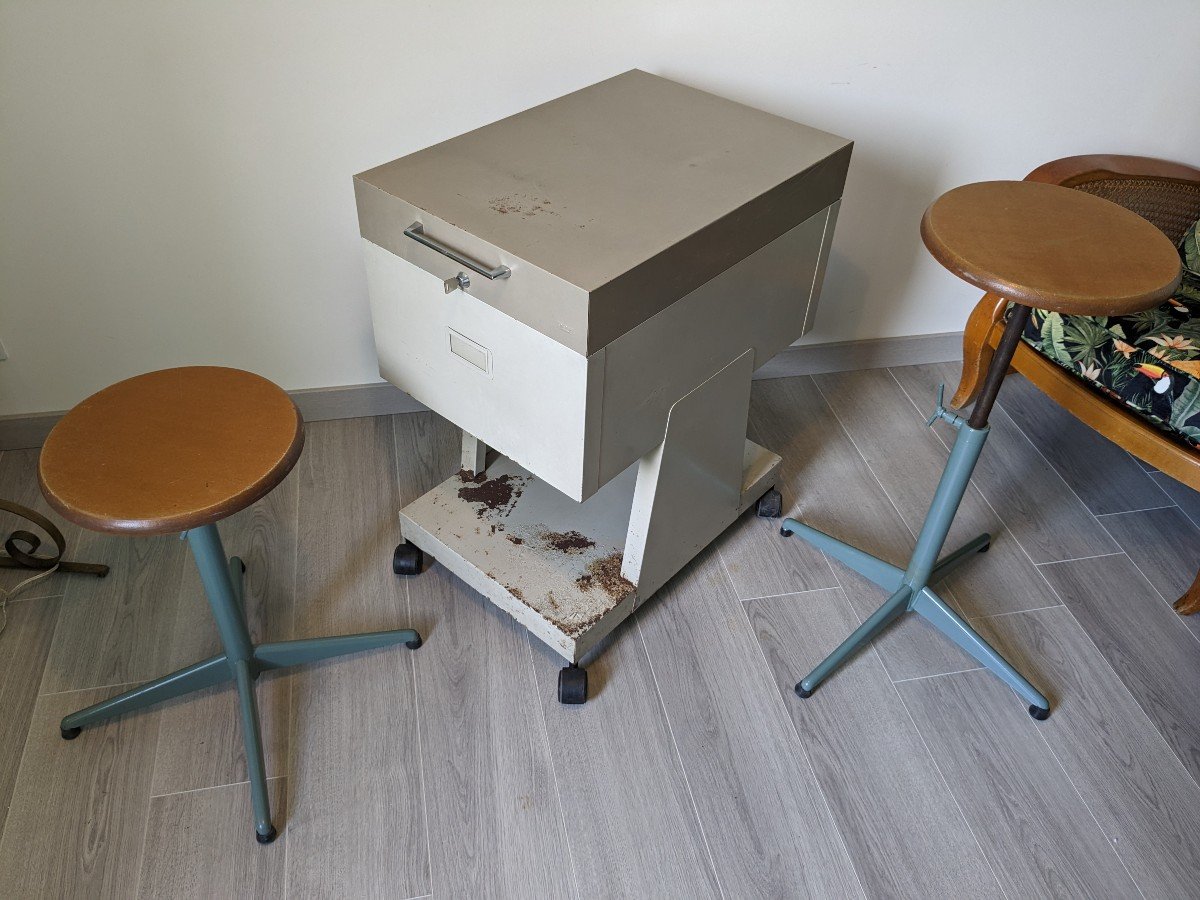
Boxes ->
[537,529,595,554]
[575,552,636,603]
[505,584,524,602]
[489,193,559,219]
[506,535,524,545]
[457,472,527,519]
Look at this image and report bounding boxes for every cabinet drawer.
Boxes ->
[362,238,603,500]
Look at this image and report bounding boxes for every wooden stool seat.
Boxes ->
[39,367,304,535]
[921,180,1182,317]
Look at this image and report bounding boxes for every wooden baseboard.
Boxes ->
[0,332,962,451]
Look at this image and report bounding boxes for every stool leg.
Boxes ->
[911,587,1049,712]
[253,629,422,670]
[59,654,230,738]
[187,524,276,841]
[233,658,276,843]
[796,586,911,697]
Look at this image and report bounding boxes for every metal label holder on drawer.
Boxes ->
[355,70,851,703]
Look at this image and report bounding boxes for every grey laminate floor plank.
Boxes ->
[747,589,1004,900]
[1151,470,1200,525]
[285,417,429,899]
[898,668,1137,898]
[1098,505,1200,642]
[394,411,578,899]
[890,362,1120,564]
[531,629,722,899]
[975,605,1200,896]
[995,373,1171,515]
[0,686,159,898]
[40,529,189,693]
[151,472,298,795]
[411,565,578,900]
[0,594,59,837]
[1038,552,1200,784]
[638,551,864,898]
[715,377,840,600]
[734,377,977,682]
[815,367,1055,618]
[138,779,287,900]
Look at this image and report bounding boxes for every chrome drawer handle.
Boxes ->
[404,222,511,281]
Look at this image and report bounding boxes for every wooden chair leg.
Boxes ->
[951,293,1009,408]
[1174,564,1200,615]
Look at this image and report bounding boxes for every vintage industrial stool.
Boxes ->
[781,180,1182,718]
[38,366,423,843]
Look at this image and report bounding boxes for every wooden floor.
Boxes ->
[3,364,1200,898]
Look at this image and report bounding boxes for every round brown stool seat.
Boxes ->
[42,365,422,845]
[921,180,1182,317]
[39,366,304,535]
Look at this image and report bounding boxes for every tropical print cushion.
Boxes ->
[1017,214,1200,446]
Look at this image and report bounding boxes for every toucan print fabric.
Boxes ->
[1017,215,1200,447]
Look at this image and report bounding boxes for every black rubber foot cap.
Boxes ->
[558,665,588,704]
[795,684,814,699]
[60,726,82,741]
[1029,705,1051,721]
[256,826,278,845]
[780,527,794,537]
[979,542,991,554]
[239,559,247,573]
[405,636,423,650]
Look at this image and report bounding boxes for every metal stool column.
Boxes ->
[782,304,1052,719]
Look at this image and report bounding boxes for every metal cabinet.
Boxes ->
[356,70,851,701]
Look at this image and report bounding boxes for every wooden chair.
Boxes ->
[954,155,1200,614]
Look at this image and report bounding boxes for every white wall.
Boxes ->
[2,1,1197,416]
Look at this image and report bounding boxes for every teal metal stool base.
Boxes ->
[780,306,1051,719]
[59,522,422,844]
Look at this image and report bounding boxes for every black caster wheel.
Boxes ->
[756,487,783,518]
[558,664,588,704]
[60,726,82,741]
[256,825,278,845]
[794,684,814,699]
[405,635,423,650]
[780,526,794,537]
[1028,704,1050,721]
[392,541,424,576]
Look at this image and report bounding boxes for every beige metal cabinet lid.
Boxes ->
[356,70,852,355]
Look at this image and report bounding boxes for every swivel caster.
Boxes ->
[60,726,82,741]
[1028,704,1050,721]
[757,487,783,518]
[256,825,278,845]
[558,664,588,704]
[392,541,424,576]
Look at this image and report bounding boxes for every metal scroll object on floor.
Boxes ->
[0,499,108,636]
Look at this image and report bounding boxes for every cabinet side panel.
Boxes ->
[598,206,833,486]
